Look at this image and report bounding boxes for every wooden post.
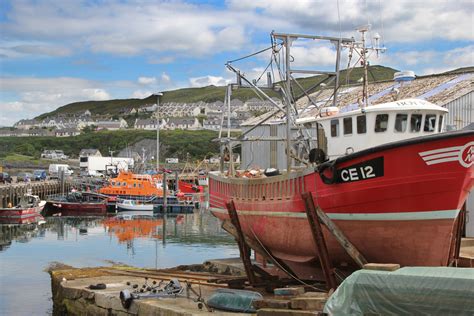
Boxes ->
[163,172,167,214]
[302,193,368,268]
[453,206,466,262]
[225,200,258,286]
[301,192,337,290]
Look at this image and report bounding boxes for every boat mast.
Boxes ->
[360,26,369,110]
[284,35,292,173]
[349,25,386,112]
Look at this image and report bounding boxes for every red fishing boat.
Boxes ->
[0,194,45,222]
[208,30,474,277]
[44,191,110,216]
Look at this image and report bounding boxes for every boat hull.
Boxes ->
[209,130,474,270]
[44,202,107,216]
[0,207,42,220]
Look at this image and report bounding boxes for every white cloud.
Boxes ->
[189,75,232,87]
[0,76,110,124]
[161,73,171,83]
[377,45,474,75]
[138,77,157,85]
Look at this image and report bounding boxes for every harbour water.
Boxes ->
[0,211,239,315]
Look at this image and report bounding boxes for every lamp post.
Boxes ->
[153,92,163,172]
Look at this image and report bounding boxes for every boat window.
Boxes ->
[375,114,389,132]
[122,182,127,186]
[133,183,137,187]
[410,114,422,132]
[111,181,115,186]
[356,115,366,134]
[424,114,436,132]
[330,119,339,137]
[394,114,408,132]
[343,117,353,135]
[438,115,444,132]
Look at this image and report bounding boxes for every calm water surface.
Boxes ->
[0,211,238,315]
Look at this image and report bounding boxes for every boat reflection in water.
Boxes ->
[0,215,46,252]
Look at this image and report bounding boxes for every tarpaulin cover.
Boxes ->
[324,267,474,315]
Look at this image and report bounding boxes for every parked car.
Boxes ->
[17,172,33,182]
[33,169,47,181]
[0,172,12,184]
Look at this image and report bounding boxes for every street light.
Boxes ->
[153,92,163,172]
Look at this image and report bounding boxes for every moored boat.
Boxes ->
[99,171,164,199]
[44,191,109,216]
[0,194,45,221]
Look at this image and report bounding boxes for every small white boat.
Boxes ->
[116,199,153,212]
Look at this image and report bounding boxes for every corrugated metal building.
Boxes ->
[444,91,473,130]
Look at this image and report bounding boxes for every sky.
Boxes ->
[0,0,472,126]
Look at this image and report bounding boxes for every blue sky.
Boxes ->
[0,0,472,126]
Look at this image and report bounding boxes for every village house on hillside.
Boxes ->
[11,97,282,135]
[41,149,68,160]
[165,117,200,130]
[79,149,102,157]
[55,128,80,137]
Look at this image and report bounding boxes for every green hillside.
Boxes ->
[0,130,220,161]
[37,65,397,119]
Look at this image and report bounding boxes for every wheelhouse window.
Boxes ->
[330,119,339,137]
[438,115,444,132]
[424,114,436,132]
[394,114,408,132]
[343,117,353,135]
[356,115,366,134]
[410,114,422,132]
[374,114,389,132]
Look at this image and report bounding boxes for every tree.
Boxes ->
[82,125,97,134]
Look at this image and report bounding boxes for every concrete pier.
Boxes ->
[49,265,249,316]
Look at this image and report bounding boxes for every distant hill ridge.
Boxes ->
[37,65,400,119]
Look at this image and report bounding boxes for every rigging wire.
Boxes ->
[227,45,274,64]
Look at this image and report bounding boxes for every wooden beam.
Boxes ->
[225,200,258,286]
[302,192,337,290]
[302,193,368,268]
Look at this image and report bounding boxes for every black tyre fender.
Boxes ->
[317,160,338,185]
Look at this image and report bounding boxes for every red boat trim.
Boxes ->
[209,207,459,221]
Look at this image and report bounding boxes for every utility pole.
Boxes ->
[154,92,163,172]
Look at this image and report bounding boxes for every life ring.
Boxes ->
[317,160,338,185]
